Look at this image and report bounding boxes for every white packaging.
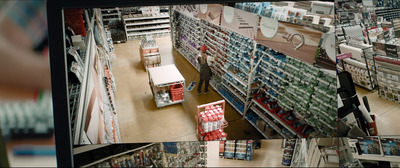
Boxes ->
[213,115,218,130]
[72,35,86,50]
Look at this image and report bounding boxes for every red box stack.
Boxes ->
[64,9,86,36]
[169,83,184,102]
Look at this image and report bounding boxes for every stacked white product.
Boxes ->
[198,104,227,141]
[163,142,207,167]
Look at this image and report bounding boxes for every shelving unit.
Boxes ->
[100,7,121,27]
[374,55,400,103]
[252,99,303,138]
[172,10,202,71]
[68,9,121,145]
[123,12,170,40]
[338,43,377,91]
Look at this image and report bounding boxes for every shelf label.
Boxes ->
[336,53,352,61]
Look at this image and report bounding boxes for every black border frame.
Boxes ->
[47,0,332,167]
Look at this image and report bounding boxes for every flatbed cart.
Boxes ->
[148,64,185,108]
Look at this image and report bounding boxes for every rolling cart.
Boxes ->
[148,64,185,108]
[196,100,228,141]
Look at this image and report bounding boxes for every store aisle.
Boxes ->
[207,140,287,167]
[111,36,264,143]
[355,86,400,135]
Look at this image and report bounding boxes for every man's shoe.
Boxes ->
[197,91,202,95]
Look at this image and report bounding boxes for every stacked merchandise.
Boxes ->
[234,140,248,160]
[64,9,86,37]
[123,12,170,40]
[223,140,236,159]
[375,56,400,103]
[163,142,206,167]
[105,29,116,59]
[171,4,335,138]
[90,144,164,167]
[67,8,121,144]
[85,142,206,168]
[279,56,337,137]
[0,92,54,139]
[197,100,228,141]
[338,43,376,90]
[100,7,121,27]
[255,44,286,100]
[173,11,201,70]
[222,140,255,161]
[236,2,333,32]
[282,139,296,166]
[220,32,257,113]
[139,36,161,69]
[201,20,230,83]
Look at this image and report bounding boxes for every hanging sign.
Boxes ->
[256,16,323,65]
[198,4,223,25]
[220,6,258,39]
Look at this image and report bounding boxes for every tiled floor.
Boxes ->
[207,140,288,167]
[355,86,400,135]
[112,36,264,143]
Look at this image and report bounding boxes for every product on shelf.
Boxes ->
[282,139,296,166]
[375,56,400,103]
[139,35,161,69]
[172,10,201,70]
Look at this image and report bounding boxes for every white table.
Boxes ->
[148,65,185,108]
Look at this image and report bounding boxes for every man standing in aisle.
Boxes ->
[196,45,214,95]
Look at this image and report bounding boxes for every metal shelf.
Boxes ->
[252,99,304,138]
[126,25,170,32]
[250,106,290,139]
[127,29,170,37]
[102,13,119,17]
[222,76,246,96]
[353,154,400,162]
[245,116,270,139]
[125,20,169,26]
[223,68,247,86]
[81,143,155,168]
[212,83,243,115]
[176,47,199,72]
[221,82,245,103]
[103,18,120,21]
[123,14,169,21]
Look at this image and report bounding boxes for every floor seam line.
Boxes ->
[376,104,399,118]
